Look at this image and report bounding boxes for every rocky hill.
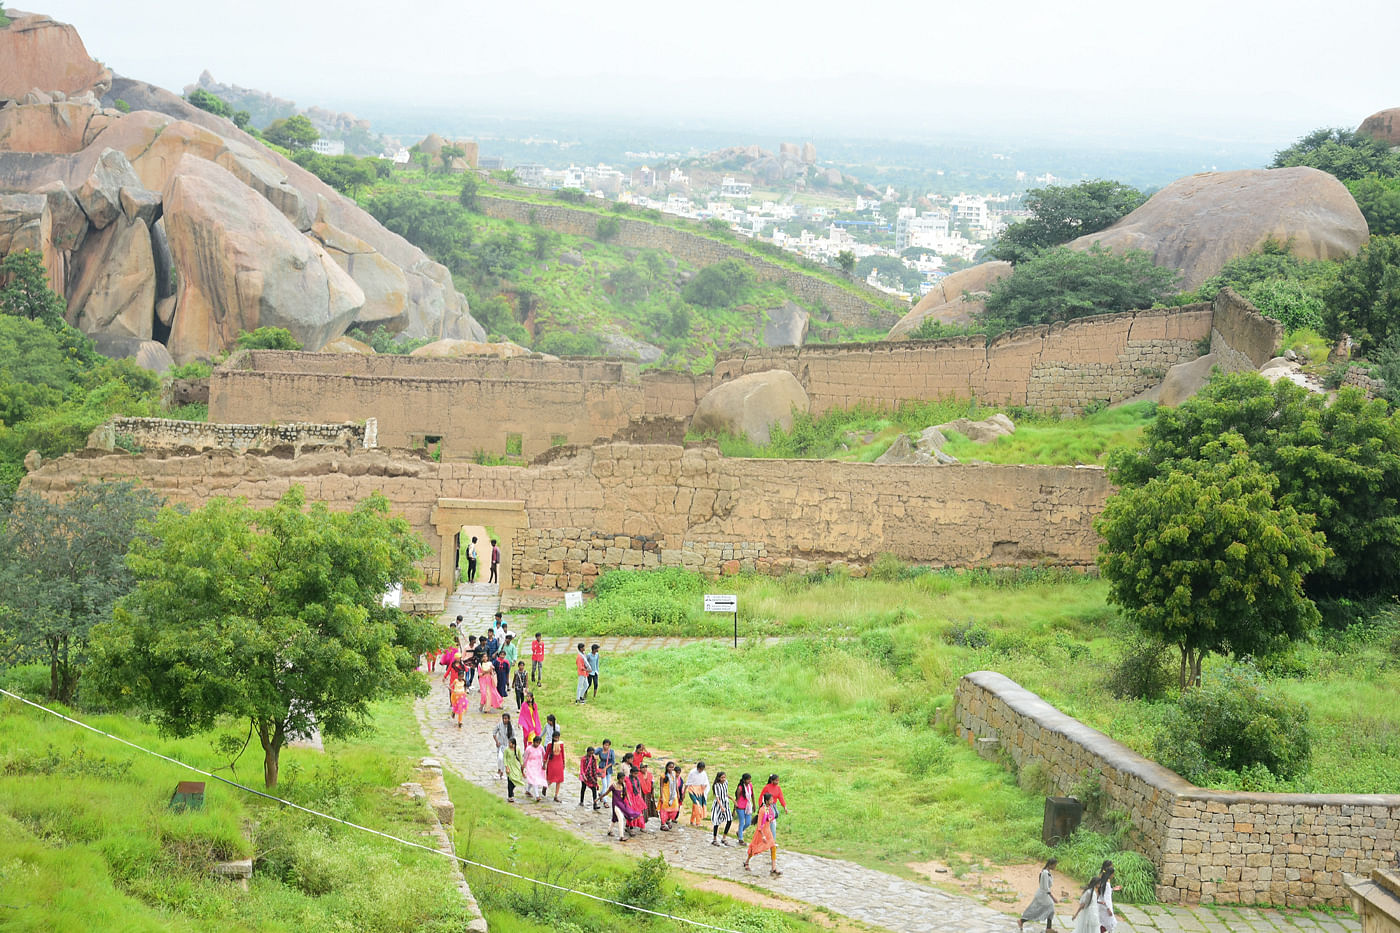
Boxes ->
[0,10,482,366]
[183,70,388,155]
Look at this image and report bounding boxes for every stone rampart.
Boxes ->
[1210,287,1282,372]
[954,671,1400,907]
[476,195,901,331]
[22,442,1111,589]
[88,417,374,454]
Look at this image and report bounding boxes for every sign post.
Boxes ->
[564,591,583,610]
[704,594,739,647]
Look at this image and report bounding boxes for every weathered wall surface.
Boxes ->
[1210,287,1282,372]
[476,195,901,331]
[89,416,374,453]
[955,671,1400,907]
[22,443,1110,588]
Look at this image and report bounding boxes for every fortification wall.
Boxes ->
[955,672,1400,907]
[1210,287,1282,372]
[22,443,1110,589]
[222,350,635,383]
[89,417,374,454]
[476,195,901,331]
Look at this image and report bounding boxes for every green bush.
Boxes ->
[595,215,621,241]
[681,258,755,308]
[1154,663,1311,784]
[234,327,301,351]
[1051,829,1157,903]
[577,568,707,633]
[1102,632,1174,700]
[610,854,670,912]
[534,329,601,357]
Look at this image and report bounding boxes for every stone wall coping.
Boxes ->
[437,498,526,511]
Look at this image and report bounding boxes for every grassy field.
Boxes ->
[696,400,1157,465]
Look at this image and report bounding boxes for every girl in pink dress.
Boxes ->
[518,694,542,743]
[522,735,548,801]
[450,680,469,728]
[478,658,503,712]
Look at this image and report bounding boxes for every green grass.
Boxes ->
[0,694,473,932]
[693,400,1157,465]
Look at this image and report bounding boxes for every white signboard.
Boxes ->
[381,583,403,608]
[564,591,584,610]
[704,594,738,613]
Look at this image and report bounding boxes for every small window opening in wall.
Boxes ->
[550,434,568,447]
[425,435,442,446]
[505,433,523,456]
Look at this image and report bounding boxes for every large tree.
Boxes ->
[90,488,442,787]
[1097,442,1328,689]
[1112,372,1400,598]
[263,114,318,151]
[1,249,66,328]
[0,482,163,702]
[987,180,1147,263]
[1322,234,1400,353]
[1272,127,1400,182]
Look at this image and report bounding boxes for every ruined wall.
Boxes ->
[89,416,374,454]
[22,442,1110,589]
[714,305,1214,415]
[955,672,1400,908]
[476,195,902,331]
[1210,287,1282,372]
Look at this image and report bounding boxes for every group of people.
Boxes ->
[1018,858,1121,933]
[428,614,548,727]
[463,535,501,585]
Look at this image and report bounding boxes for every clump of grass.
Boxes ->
[1049,829,1157,903]
[939,402,1157,465]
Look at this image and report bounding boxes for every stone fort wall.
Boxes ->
[476,194,902,331]
[22,442,1111,589]
[1210,287,1284,372]
[955,671,1400,907]
[88,416,375,454]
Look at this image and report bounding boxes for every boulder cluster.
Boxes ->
[0,11,483,367]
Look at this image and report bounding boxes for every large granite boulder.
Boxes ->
[0,192,47,255]
[321,335,375,354]
[408,339,536,359]
[0,98,100,153]
[764,301,810,347]
[34,180,88,251]
[310,219,408,326]
[889,261,1011,339]
[1358,108,1400,147]
[162,155,364,362]
[0,13,112,101]
[1158,353,1220,407]
[66,215,155,339]
[75,148,144,229]
[598,327,663,363]
[1069,168,1370,290]
[690,370,810,445]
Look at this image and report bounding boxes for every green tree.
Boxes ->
[232,110,250,129]
[1,249,66,328]
[0,482,163,703]
[458,174,480,211]
[235,326,302,351]
[90,488,440,787]
[1097,441,1328,689]
[1196,241,1337,333]
[595,215,621,242]
[1346,176,1400,236]
[1322,235,1400,352]
[988,180,1147,263]
[1272,127,1400,182]
[1112,372,1400,598]
[438,144,466,174]
[263,114,318,151]
[834,250,857,276]
[977,245,1178,335]
[186,88,231,118]
[681,258,755,308]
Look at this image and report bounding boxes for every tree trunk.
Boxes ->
[258,719,287,788]
[1179,645,1204,691]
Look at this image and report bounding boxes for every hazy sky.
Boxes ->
[31,0,1400,145]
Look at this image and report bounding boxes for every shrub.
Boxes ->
[1052,829,1157,903]
[681,258,755,308]
[1102,632,1174,700]
[555,187,587,205]
[595,215,621,241]
[1154,663,1311,784]
[1323,235,1400,352]
[234,326,301,351]
[534,329,601,357]
[943,620,991,648]
[611,854,670,912]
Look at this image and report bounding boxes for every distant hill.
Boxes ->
[184,70,389,155]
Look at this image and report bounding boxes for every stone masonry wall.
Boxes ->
[954,671,1400,907]
[22,442,1111,588]
[88,417,374,454]
[1210,287,1282,372]
[476,195,901,331]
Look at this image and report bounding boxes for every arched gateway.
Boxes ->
[428,498,529,587]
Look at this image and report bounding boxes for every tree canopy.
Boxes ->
[1097,440,1328,689]
[1,249,66,328]
[976,245,1179,335]
[0,482,163,703]
[234,326,302,351]
[1321,234,1400,352]
[90,487,442,787]
[1346,176,1400,237]
[1272,127,1400,182]
[987,180,1147,264]
[263,115,318,151]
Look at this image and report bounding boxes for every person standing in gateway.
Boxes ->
[488,539,500,584]
[466,536,478,584]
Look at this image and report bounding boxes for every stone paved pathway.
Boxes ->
[424,585,1359,933]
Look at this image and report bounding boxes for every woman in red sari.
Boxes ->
[743,792,781,877]
[545,729,566,802]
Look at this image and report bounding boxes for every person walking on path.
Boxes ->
[545,729,566,802]
[503,737,523,803]
[511,664,528,708]
[523,735,548,802]
[466,536,478,584]
[733,773,754,844]
[710,771,734,846]
[518,694,542,744]
[1019,858,1059,932]
[600,771,639,841]
[760,774,788,836]
[491,713,514,779]
[488,539,500,584]
[450,678,469,728]
[579,745,601,809]
[743,792,781,877]
[478,658,504,712]
[496,636,514,698]
[658,761,682,830]
[598,739,617,786]
[586,644,601,698]
[530,632,545,684]
[542,714,558,748]
[622,767,648,836]
[638,760,657,825]
[574,643,590,703]
[1096,866,1118,933]
[684,762,710,827]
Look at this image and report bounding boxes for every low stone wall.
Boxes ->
[1210,287,1282,372]
[88,417,375,454]
[954,671,1400,907]
[1343,368,1387,400]
[476,195,902,331]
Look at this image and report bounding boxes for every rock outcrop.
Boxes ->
[888,261,1011,339]
[1069,168,1370,290]
[1157,353,1219,407]
[690,370,810,445]
[1358,108,1400,147]
[408,339,538,360]
[162,155,364,362]
[764,301,810,347]
[66,214,155,338]
[874,427,960,465]
[0,13,112,101]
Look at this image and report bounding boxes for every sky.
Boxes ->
[30,0,1400,147]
